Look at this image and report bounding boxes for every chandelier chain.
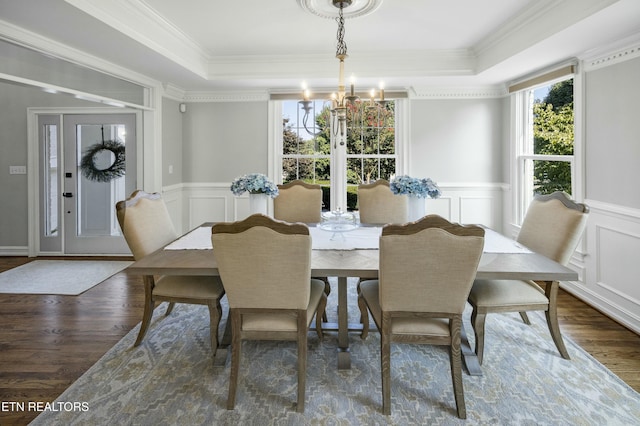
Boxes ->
[335,5,347,57]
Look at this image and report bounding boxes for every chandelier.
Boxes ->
[299,0,386,141]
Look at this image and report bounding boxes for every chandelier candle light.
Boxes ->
[299,0,386,139]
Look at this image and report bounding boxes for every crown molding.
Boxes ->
[0,19,160,90]
[207,49,476,81]
[65,0,210,78]
[409,85,507,99]
[581,32,640,72]
[474,0,619,73]
[183,91,270,103]
[162,83,186,102]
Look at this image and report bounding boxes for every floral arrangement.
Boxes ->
[230,173,279,198]
[389,175,441,198]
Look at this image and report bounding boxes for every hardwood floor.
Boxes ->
[0,257,639,425]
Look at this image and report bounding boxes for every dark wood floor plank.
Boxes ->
[0,257,638,425]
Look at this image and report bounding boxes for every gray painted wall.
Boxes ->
[410,98,504,183]
[585,56,640,210]
[162,98,184,186]
[181,101,268,182]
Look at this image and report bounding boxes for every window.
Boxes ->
[513,72,575,224]
[281,99,398,211]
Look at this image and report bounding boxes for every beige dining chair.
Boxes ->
[357,215,485,418]
[468,191,589,364]
[115,190,225,357]
[357,179,408,225]
[211,214,327,413]
[273,179,331,319]
[273,180,323,223]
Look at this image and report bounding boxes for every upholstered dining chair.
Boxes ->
[468,191,589,365]
[357,179,408,225]
[211,214,327,413]
[116,190,225,357]
[273,180,323,223]
[357,215,485,418]
[273,179,331,319]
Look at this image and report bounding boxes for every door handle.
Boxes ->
[62,192,73,198]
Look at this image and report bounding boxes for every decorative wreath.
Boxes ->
[80,140,126,182]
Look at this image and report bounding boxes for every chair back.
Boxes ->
[517,192,589,265]
[273,180,323,223]
[212,214,312,310]
[116,190,178,260]
[358,179,408,224]
[379,215,484,314]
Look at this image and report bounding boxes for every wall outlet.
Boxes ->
[9,166,27,175]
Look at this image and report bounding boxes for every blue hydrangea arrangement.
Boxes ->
[230,173,279,198]
[389,175,441,198]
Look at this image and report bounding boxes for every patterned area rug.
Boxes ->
[0,260,132,295]
[31,278,640,425]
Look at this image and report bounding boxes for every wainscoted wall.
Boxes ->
[163,182,505,236]
[565,199,640,334]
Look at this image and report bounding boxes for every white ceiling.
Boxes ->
[1,0,640,94]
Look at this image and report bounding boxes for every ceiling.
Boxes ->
[1,0,640,95]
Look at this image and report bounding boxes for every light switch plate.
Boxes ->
[9,166,27,175]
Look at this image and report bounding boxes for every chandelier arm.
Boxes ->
[302,109,321,137]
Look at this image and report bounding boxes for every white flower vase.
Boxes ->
[407,196,426,221]
[249,193,269,215]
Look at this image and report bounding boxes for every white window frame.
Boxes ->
[511,73,578,226]
[270,98,408,211]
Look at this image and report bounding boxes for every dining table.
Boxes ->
[127,222,578,376]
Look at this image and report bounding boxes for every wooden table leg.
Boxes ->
[460,322,482,376]
[214,318,231,367]
[337,276,351,370]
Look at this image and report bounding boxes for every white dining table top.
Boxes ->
[129,223,577,282]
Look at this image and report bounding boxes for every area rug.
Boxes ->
[0,260,132,295]
[31,278,640,425]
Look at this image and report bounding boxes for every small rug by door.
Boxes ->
[0,260,132,295]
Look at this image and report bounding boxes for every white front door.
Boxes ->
[38,113,137,255]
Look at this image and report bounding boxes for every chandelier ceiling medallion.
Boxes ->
[298,0,386,140]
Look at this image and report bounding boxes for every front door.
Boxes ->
[38,113,137,254]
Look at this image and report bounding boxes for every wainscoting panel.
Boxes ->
[436,185,504,231]
[595,225,640,303]
[427,196,452,221]
[564,199,640,334]
[460,196,496,228]
[188,196,227,230]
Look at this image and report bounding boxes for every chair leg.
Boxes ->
[519,311,531,325]
[207,299,222,358]
[381,312,391,415]
[357,292,370,339]
[133,294,156,347]
[315,293,327,340]
[165,302,176,316]
[356,278,364,323]
[297,315,308,413]
[470,307,487,365]
[227,310,241,410]
[316,277,330,322]
[450,317,467,419]
[545,281,570,359]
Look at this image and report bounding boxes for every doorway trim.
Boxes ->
[27,107,144,256]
